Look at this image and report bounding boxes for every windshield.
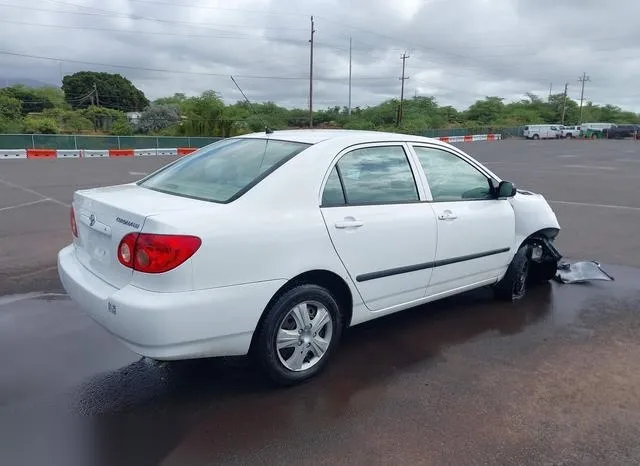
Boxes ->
[139,138,311,203]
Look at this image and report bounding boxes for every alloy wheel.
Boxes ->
[275,300,333,372]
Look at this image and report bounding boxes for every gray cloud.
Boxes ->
[1,0,639,111]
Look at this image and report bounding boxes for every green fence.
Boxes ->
[420,126,523,138]
[0,127,524,149]
[0,134,224,150]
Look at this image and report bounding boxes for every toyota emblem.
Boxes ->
[89,214,96,227]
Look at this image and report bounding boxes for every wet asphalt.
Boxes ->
[1,139,640,465]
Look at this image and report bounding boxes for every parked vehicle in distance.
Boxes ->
[603,124,640,139]
[57,129,562,386]
[523,124,562,139]
[561,125,581,138]
[580,122,615,138]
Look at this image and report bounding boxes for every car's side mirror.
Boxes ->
[497,180,517,198]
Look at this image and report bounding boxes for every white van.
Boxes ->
[523,124,562,140]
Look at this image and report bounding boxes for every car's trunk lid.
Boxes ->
[72,183,209,289]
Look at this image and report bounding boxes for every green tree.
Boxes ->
[110,119,134,135]
[33,86,66,109]
[137,104,180,134]
[153,93,188,108]
[1,85,56,114]
[176,90,226,136]
[62,71,149,111]
[41,108,93,133]
[465,96,505,125]
[438,105,460,125]
[0,94,22,120]
[23,115,59,134]
[81,105,129,132]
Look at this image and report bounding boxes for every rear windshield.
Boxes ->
[139,138,311,203]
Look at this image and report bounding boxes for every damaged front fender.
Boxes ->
[509,189,561,250]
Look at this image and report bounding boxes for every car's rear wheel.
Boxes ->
[494,244,530,302]
[254,284,342,386]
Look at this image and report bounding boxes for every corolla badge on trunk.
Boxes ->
[116,217,140,229]
[89,214,96,227]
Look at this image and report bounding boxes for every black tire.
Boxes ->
[494,244,531,302]
[529,260,558,285]
[254,284,343,386]
[532,134,540,140]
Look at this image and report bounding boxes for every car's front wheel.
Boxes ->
[254,284,343,386]
[529,259,558,284]
[494,244,530,301]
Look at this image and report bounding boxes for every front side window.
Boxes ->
[332,146,419,205]
[139,138,310,203]
[413,146,492,202]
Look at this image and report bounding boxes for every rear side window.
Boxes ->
[139,138,310,203]
[321,167,346,206]
[325,145,419,205]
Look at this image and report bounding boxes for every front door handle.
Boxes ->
[438,210,458,221]
[335,218,364,229]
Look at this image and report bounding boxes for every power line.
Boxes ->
[43,0,307,31]
[0,2,300,34]
[126,0,310,19]
[0,49,395,82]
[0,18,371,60]
[52,0,640,53]
[0,18,298,41]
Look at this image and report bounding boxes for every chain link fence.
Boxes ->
[0,127,524,149]
[0,134,224,150]
[420,126,523,138]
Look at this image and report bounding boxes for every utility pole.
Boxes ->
[561,82,568,125]
[578,72,590,124]
[348,36,352,116]
[548,82,552,102]
[308,16,315,128]
[397,52,409,126]
[93,82,100,107]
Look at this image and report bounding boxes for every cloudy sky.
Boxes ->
[1,0,639,111]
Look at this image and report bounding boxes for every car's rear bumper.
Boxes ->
[57,244,286,360]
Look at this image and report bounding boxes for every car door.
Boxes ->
[320,143,438,312]
[409,144,515,297]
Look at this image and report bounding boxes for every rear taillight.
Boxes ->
[117,233,201,274]
[70,207,78,238]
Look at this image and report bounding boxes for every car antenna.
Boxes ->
[230,75,273,134]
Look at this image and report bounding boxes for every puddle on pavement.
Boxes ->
[0,292,68,307]
[1,264,637,465]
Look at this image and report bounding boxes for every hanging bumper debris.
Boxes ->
[554,261,615,284]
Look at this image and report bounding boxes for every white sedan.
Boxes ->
[58,129,562,385]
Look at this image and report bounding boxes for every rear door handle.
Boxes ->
[438,210,458,221]
[335,219,364,229]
